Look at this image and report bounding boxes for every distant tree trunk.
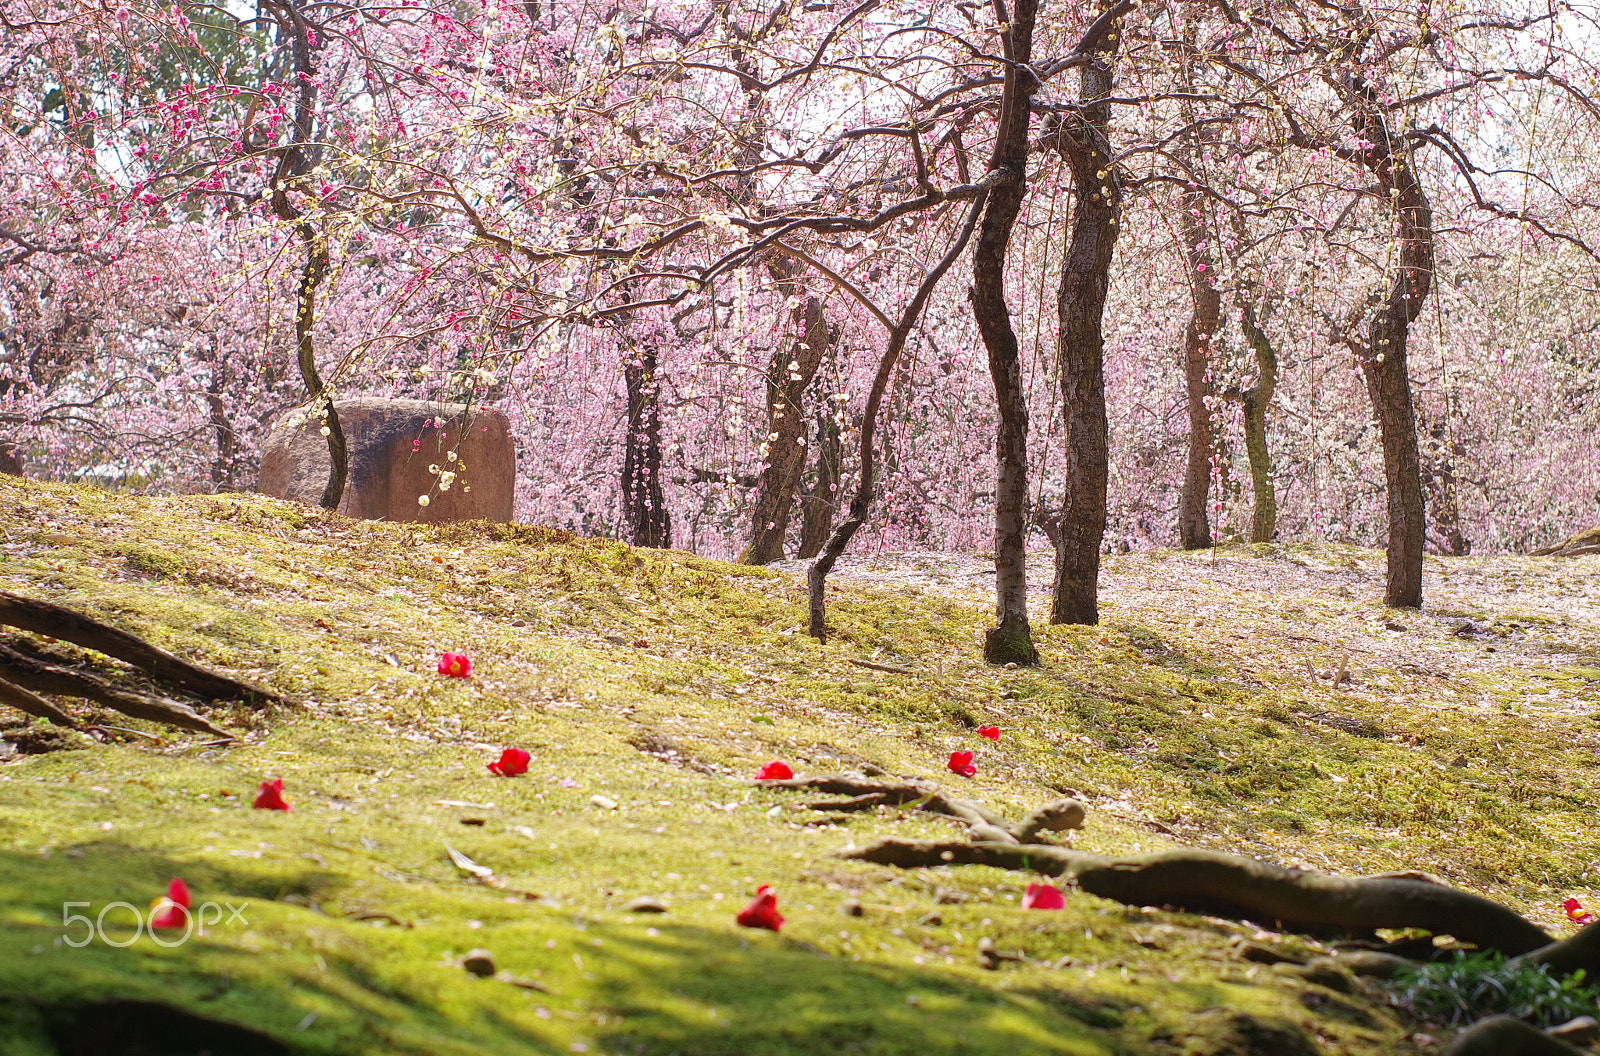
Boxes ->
[0,442,23,477]
[1418,407,1469,555]
[199,337,241,491]
[289,235,346,512]
[1050,29,1122,627]
[1176,188,1220,550]
[622,337,671,549]
[268,0,345,512]
[740,259,833,564]
[1236,297,1279,543]
[971,0,1040,667]
[1342,79,1433,608]
[797,398,842,560]
[806,192,990,641]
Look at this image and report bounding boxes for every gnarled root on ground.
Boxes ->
[758,773,1083,845]
[1439,1015,1590,1055]
[763,774,1600,980]
[0,644,232,739]
[0,591,277,706]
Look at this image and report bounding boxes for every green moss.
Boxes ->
[1,477,1596,1053]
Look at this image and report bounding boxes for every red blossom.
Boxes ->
[977,725,1000,740]
[252,778,290,811]
[149,878,191,929]
[947,750,976,778]
[1021,883,1065,910]
[755,760,794,781]
[438,652,473,678]
[735,885,784,931]
[488,748,531,776]
[1564,897,1594,925]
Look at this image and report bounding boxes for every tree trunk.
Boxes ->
[201,337,240,491]
[1364,339,1427,606]
[622,338,672,549]
[289,237,346,512]
[971,0,1040,666]
[1050,38,1122,626]
[741,262,833,564]
[1418,408,1469,555]
[797,398,843,560]
[1237,298,1279,543]
[1176,189,1219,550]
[807,190,993,641]
[1344,81,1434,609]
[268,0,345,512]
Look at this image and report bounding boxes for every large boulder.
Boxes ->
[257,398,515,523]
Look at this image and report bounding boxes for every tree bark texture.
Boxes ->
[1050,38,1121,626]
[797,399,843,560]
[1237,298,1279,543]
[1418,407,1470,555]
[622,337,672,549]
[971,0,1040,666]
[1177,189,1219,550]
[741,258,833,564]
[1345,81,1433,608]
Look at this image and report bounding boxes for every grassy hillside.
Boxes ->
[1,475,1598,1055]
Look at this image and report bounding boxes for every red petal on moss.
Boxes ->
[947,751,976,778]
[488,748,531,776]
[150,878,190,929]
[755,761,794,781]
[1021,883,1065,910]
[252,778,290,811]
[735,885,784,931]
[977,725,1000,740]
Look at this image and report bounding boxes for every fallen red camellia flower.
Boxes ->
[977,725,1000,741]
[1564,897,1594,925]
[253,778,290,811]
[947,750,977,778]
[488,748,531,776]
[149,878,191,929]
[755,760,794,781]
[735,885,784,931]
[437,652,473,678]
[1021,883,1065,910]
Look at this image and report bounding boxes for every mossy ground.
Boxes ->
[1,476,1597,1055]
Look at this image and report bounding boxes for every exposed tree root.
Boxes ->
[0,643,231,739]
[760,773,1083,845]
[1439,1015,1589,1055]
[767,775,1584,966]
[0,676,76,727]
[1530,527,1600,558]
[846,836,1549,954]
[0,591,277,706]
